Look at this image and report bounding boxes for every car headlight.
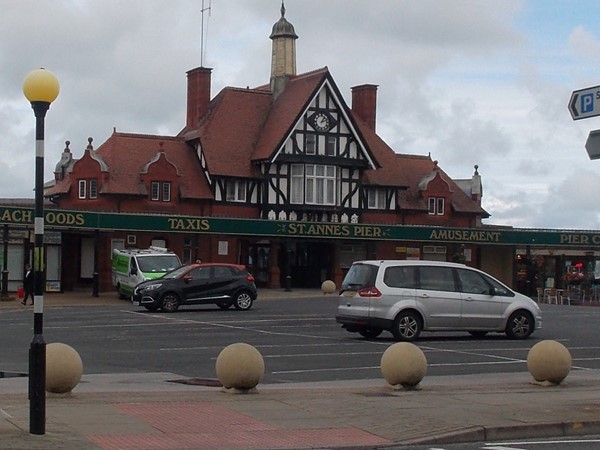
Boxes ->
[141,283,162,292]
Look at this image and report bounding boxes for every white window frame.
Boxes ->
[78,180,86,199]
[151,182,160,201]
[150,181,171,202]
[89,179,97,199]
[290,165,304,204]
[305,164,336,205]
[78,179,98,199]
[226,180,246,202]
[161,182,171,202]
[428,197,445,215]
[368,188,386,209]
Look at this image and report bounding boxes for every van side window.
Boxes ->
[383,266,417,288]
[457,269,490,294]
[418,266,456,292]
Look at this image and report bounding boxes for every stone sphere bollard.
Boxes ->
[215,343,265,392]
[46,343,83,394]
[321,280,336,294]
[527,340,572,385]
[380,342,427,389]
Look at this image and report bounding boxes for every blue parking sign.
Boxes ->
[581,93,595,113]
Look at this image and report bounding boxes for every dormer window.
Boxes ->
[151,181,171,202]
[78,179,97,199]
[428,197,444,215]
[367,188,386,209]
[226,180,247,202]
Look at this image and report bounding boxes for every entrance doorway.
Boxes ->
[280,241,333,289]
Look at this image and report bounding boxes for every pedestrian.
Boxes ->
[21,264,34,306]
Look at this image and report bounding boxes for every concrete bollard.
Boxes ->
[527,340,572,385]
[46,342,83,394]
[321,280,336,294]
[215,343,265,393]
[380,342,427,390]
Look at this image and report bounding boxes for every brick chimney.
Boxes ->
[351,84,378,131]
[186,67,212,130]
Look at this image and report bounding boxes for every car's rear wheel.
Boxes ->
[505,310,534,339]
[233,291,254,310]
[392,311,422,341]
[358,328,383,339]
[161,293,180,313]
[217,302,231,310]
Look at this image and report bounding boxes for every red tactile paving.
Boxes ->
[87,401,392,450]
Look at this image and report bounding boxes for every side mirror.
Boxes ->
[130,267,138,276]
[183,275,192,283]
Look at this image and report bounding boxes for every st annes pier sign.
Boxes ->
[1,206,599,248]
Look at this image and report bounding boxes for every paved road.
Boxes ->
[1,296,599,383]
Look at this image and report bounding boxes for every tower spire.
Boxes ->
[269,1,298,98]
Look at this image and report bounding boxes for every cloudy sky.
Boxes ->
[2,0,600,230]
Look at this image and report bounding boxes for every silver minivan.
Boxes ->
[336,260,542,341]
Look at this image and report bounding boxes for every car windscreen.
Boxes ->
[341,264,377,290]
[137,255,181,273]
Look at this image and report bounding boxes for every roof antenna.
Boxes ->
[200,0,212,67]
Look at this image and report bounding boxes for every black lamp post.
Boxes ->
[22,67,60,435]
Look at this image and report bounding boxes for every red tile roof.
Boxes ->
[46,65,486,218]
[95,132,212,199]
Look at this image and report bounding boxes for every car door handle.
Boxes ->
[464,297,475,301]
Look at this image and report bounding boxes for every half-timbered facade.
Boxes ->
[38,4,490,292]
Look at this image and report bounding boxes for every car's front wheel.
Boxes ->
[392,311,422,341]
[161,293,180,313]
[505,310,534,339]
[233,291,254,310]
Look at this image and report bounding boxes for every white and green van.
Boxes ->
[112,247,181,299]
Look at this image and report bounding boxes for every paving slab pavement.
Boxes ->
[2,369,600,449]
[2,290,600,449]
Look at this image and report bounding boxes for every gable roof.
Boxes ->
[252,68,328,162]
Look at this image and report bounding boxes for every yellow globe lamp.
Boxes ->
[23,68,60,104]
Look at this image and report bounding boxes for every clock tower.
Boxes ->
[270,1,298,98]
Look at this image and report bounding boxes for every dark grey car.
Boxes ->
[132,263,257,312]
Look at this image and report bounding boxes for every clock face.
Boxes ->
[313,112,330,131]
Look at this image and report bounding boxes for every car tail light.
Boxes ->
[357,286,381,298]
[246,274,255,282]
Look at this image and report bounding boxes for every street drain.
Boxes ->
[167,378,222,387]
